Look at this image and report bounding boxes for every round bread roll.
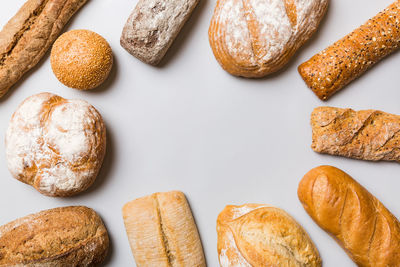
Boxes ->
[208,0,328,78]
[51,29,113,90]
[5,92,106,197]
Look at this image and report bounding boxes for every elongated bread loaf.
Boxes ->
[120,0,199,65]
[0,0,88,98]
[122,191,206,267]
[298,1,400,100]
[217,204,322,267]
[298,166,400,266]
[209,0,328,78]
[0,206,109,266]
[311,106,400,162]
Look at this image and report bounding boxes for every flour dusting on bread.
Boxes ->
[5,93,106,197]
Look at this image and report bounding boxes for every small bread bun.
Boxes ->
[5,92,106,197]
[51,29,113,90]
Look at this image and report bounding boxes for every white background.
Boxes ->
[1,0,400,266]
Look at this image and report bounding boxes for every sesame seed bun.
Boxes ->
[51,29,113,90]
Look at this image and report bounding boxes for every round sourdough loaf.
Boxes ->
[209,0,328,77]
[5,92,106,197]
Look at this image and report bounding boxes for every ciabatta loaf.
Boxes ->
[122,191,206,267]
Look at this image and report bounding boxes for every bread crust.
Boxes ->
[0,0,88,98]
[298,1,400,100]
[208,0,328,78]
[5,92,106,197]
[311,106,400,162]
[120,0,200,65]
[298,166,400,266]
[217,204,322,267]
[122,191,206,267]
[0,206,109,266]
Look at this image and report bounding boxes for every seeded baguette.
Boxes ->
[298,166,400,266]
[120,0,200,65]
[0,0,88,98]
[122,191,206,267]
[298,0,400,100]
[311,106,400,162]
[0,206,109,266]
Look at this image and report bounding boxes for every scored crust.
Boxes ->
[208,0,328,78]
[0,0,88,98]
[298,166,400,266]
[217,204,322,266]
[311,106,400,162]
[5,92,106,197]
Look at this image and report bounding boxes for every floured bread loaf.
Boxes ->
[122,191,206,267]
[217,204,321,267]
[5,92,106,197]
[209,0,328,77]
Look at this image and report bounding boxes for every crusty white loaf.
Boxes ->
[209,0,329,77]
[5,93,106,197]
[298,166,400,266]
[217,204,322,267]
[122,191,206,267]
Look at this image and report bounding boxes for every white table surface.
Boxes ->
[1,0,400,266]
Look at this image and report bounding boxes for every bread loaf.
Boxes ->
[5,93,106,197]
[311,106,400,162]
[120,0,200,65]
[122,191,206,267]
[0,206,109,266]
[0,0,88,98]
[208,0,328,78]
[298,166,400,266]
[217,204,321,267]
[298,0,400,100]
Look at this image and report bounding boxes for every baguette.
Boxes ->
[217,204,322,267]
[311,106,400,162]
[122,191,206,267]
[298,166,400,266]
[298,0,400,100]
[0,206,109,266]
[0,0,88,98]
[120,0,200,65]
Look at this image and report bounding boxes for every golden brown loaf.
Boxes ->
[208,0,328,78]
[0,0,88,98]
[51,30,113,90]
[122,191,206,267]
[298,166,400,266]
[0,206,109,266]
[311,106,400,162]
[5,93,106,197]
[217,204,322,267]
[298,1,400,100]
